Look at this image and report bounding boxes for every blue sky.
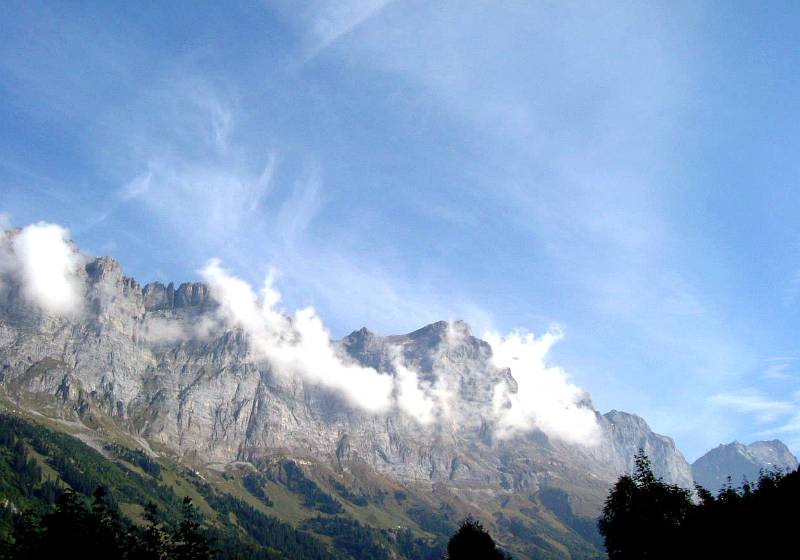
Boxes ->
[2,0,800,460]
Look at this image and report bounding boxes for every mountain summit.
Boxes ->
[692,440,799,491]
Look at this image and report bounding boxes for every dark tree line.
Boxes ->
[1,486,210,560]
[599,449,800,559]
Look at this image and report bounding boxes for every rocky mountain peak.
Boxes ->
[142,281,213,311]
[353,326,373,338]
[599,410,693,487]
[341,327,374,346]
[746,440,797,466]
[604,410,650,431]
[406,319,473,341]
[85,255,123,282]
[692,440,799,491]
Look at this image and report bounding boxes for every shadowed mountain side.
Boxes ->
[692,440,799,492]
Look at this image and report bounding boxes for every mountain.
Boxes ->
[0,230,695,559]
[692,440,799,492]
[599,410,693,488]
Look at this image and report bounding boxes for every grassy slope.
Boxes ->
[0,397,605,559]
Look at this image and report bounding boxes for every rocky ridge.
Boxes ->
[0,240,706,560]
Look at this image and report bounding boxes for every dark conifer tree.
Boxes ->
[447,516,510,560]
[129,501,171,560]
[598,450,692,559]
[600,450,800,559]
[2,486,214,560]
[172,496,211,560]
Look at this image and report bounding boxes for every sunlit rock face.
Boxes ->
[692,440,799,492]
[596,410,694,488]
[0,237,695,501]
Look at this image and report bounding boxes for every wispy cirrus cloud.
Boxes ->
[270,0,395,60]
[100,68,491,335]
[710,389,795,424]
[710,358,800,451]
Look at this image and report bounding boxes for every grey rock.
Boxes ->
[597,410,694,488]
[692,440,798,491]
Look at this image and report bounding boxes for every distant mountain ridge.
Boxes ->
[692,440,798,491]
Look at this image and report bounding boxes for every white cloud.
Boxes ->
[103,72,489,341]
[0,212,12,231]
[4,222,84,315]
[122,154,277,246]
[198,258,598,443]
[485,329,601,446]
[200,258,396,413]
[393,359,437,424]
[273,0,394,59]
[141,316,190,344]
[710,389,796,424]
[112,78,280,255]
[0,216,601,443]
[120,171,152,201]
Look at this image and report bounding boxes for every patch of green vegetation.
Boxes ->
[329,477,368,506]
[242,471,274,507]
[536,487,603,549]
[189,473,340,560]
[0,414,340,559]
[0,407,606,560]
[104,442,162,478]
[269,461,343,514]
[1,487,212,560]
[406,504,457,537]
[302,515,391,560]
[391,527,445,560]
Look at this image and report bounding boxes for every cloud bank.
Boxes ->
[200,259,396,413]
[199,258,599,445]
[1,222,84,315]
[486,330,601,446]
[0,219,600,445]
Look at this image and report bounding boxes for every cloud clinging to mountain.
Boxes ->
[200,258,397,413]
[486,330,601,446]
[199,257,600,445]
[2,222,83,316]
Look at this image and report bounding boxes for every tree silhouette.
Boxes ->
[600,450,800,559]
[599,450,692,559]
[3,486,212,560]
[447,516,510,560]
[173,496,211,560]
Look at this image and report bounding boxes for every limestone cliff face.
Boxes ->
[0,248,694,501]
[598,410,694,488]
[692,440,799,491]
